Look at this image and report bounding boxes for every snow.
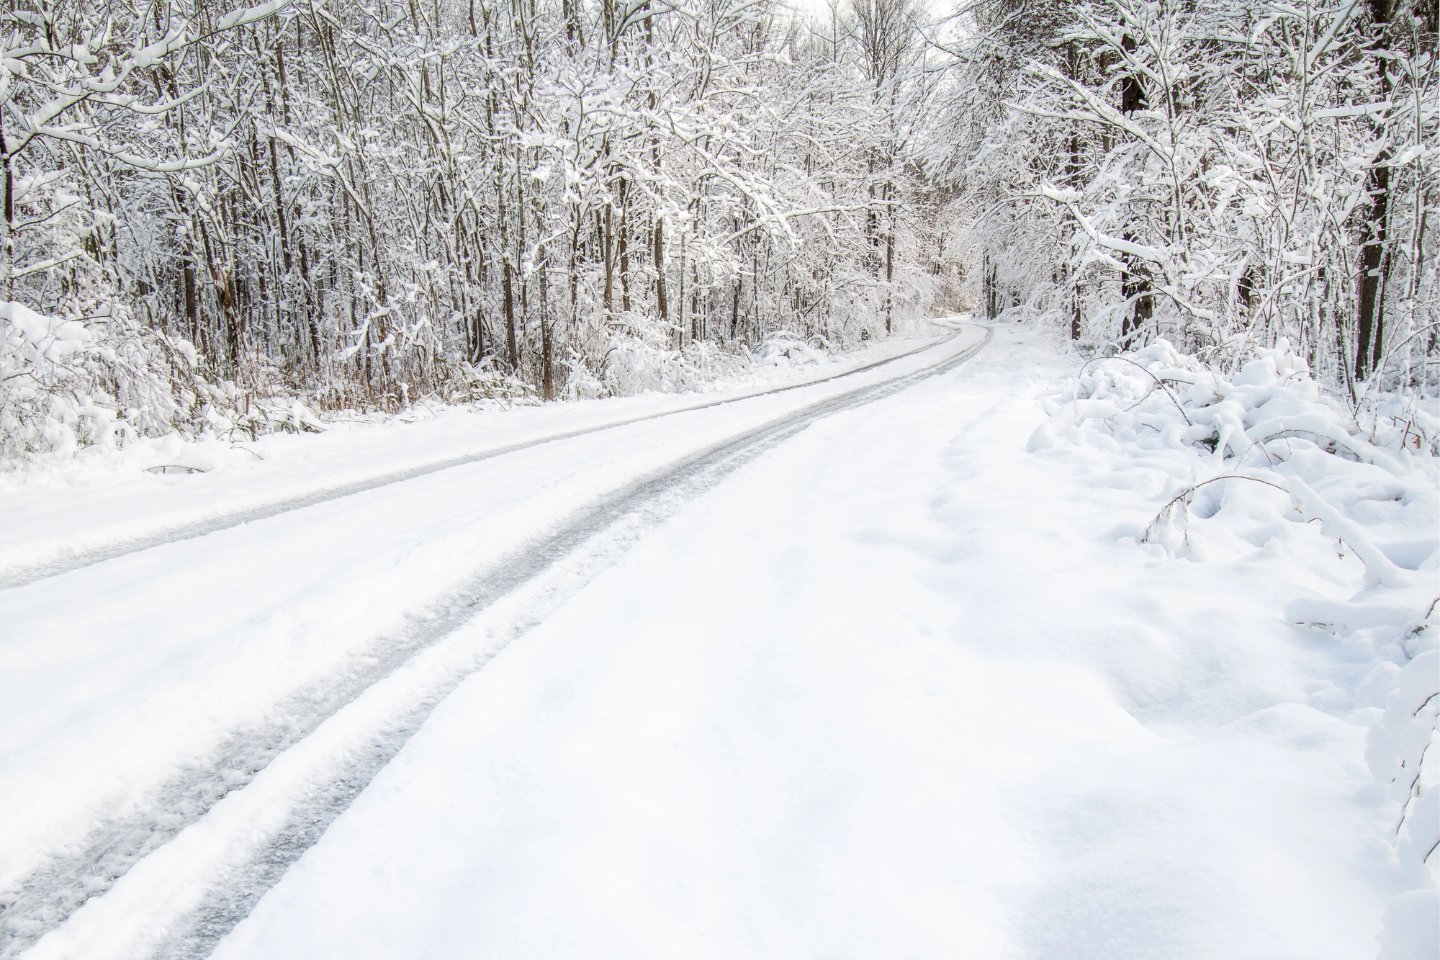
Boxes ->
[0,302,92,362]
[211,321,1407,959]
[4,320,1434,959]
[0,333,926,581]
[0,330,973,956]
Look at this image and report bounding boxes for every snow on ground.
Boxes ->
[0,334,924,582]
[185,321,1432,959]
[0,329,973,955]
[0,332,915,496]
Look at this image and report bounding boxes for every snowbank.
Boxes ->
[1030,338,1440,955]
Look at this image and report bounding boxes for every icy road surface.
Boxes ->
[2,320,1411,958]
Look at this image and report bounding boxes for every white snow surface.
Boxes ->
[0,328,968,955]
[4,320,1435,959]
[0,333,921,578]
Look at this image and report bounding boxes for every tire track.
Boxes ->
[2,327,989,960]
[0,337,949,591]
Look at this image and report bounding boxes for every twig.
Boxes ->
[1078,355,1194,427]
[1143,474,1290,543]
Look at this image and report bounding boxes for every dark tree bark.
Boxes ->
[1354,0,1395,381]
[1119,29,1153,346]
[653,215,668,328]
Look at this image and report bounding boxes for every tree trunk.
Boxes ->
[618,179,631,313]
[1119,30,1153,346]
[1354,0,1394,381]
[653,216,669,328]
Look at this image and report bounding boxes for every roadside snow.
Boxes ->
[196,321,1429,960]
[1029,337,1440,955]
[0,334,920,495]
[0,335,928,583]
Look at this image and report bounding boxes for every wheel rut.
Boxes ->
[0,337,948,591]
[0,328,989,960]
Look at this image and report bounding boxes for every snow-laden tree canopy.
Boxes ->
[1,0,948,459]
[932,0,1436,395]
[2,0,1435,463]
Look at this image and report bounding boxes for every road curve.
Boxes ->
[0,335,955,591]
[3,326,989,960]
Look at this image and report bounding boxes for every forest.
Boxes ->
[2,0,1436,462]
[1,3,1438,954]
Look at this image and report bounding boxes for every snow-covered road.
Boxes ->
[0,334,940,589]
[1,320,1415,959]
[1,326,989,957]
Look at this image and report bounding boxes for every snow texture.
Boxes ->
[3,320,1434,959]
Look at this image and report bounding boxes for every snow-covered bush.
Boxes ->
[1031,338,1440,952]
[597,333,750,398]
[750,332,829,372]
[430,359,537,408]
[0,298,344,471]
[0,300,213,465]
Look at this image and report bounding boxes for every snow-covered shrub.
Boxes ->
[432,359,537,407]
[598,333,749,397]
[557,343,607,401]
[598,335,687,396]
[0,296,348,471]
[751,331,828,371]
[197,382,327,442]
[1031,338,1440,947]
[0,300,216,466]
